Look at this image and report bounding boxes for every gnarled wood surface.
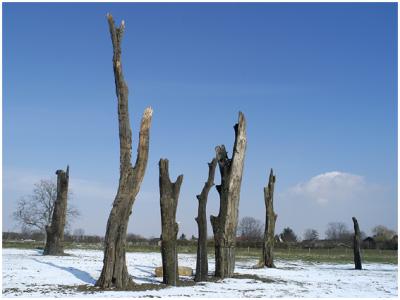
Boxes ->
[262,169,277,268]
[195,158,217,282]
[44,166,69,256]
[159,159,183,286]
[96,14,153,289]
[210,112,247,278]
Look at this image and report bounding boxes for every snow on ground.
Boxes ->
[2,248,398,297]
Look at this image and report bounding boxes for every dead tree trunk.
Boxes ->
[210,112,247,278]
[195,158,217,282]
[96,14,153,289]
[352,217,362,270]
[262,169,277,268]
[159,159,183,286]
[43,166,69,255]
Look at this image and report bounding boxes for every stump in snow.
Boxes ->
[159,159,183,286]
[43,166,69,256]
[210,112,247,278]
[195,158,217,282]
[352,217,362,270]
[262,169,277,268]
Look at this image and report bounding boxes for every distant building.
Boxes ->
[363,237,376,249]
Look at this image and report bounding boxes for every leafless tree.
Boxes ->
[325,222,351,241]
[13,179,79,235]
[73,228,85,242]
[304,229,319,241]
[238,217,263,241]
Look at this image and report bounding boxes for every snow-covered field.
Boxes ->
[2,248,398,297]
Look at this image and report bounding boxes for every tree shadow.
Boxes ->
[31,258,96,285]
[133,264,162,284]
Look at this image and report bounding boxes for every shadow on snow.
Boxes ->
[31,258,96,285]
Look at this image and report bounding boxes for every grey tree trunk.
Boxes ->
[195,158,217,282]
[96,14,153,289]
[352,217,362,270]
[43,166,69,256]
[262,169,277,268]
[210,112,247,278]
[159,159,183,286]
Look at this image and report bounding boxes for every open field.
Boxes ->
[2,248,398,297]
[3,241,398,264]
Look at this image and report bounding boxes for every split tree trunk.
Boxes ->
[43,166,69,255]
[96,14,153,289]
[210,112,247,278]
[159,159,183,286]
[262,169,277,268]
[352,217,362,270]
[195,158,217,282]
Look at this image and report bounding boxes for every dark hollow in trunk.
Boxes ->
[96,14,153,289]
[352,217,362,270]
[262,169,277,268]
[210,112,247,278]
[159,159,183,286]
[43,166,69,256]
[195,158,217,282]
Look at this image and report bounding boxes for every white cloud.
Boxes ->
[287,171,367,205]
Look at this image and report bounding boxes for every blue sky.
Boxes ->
[3,2,397,238]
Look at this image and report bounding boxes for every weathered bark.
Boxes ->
[43,166,69,255]
[210,112,247,278]
[96,14,153,289]
[195,158,217,282]
[159,159,183,286]
[352,217,362,270]
[262,169,277,268]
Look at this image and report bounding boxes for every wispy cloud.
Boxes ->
[275,171,395,237]
[286,171,367,205]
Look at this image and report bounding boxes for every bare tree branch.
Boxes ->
[13,179,78,234]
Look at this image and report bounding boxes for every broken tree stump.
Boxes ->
[159,159,183,286]
[195,158,217,282]
[262,169,277,268]
[210,112,247,278]
[352,216,362,270]
[43,166,70,256]
[96,14,153,289]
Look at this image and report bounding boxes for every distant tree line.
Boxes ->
[5,214,397,251]
[235,217,397,250]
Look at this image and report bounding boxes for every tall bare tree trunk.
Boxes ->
[96,14,153,289]
[210,112,247,278]
[352,217,362,270]
[159,159,183,286]
[43,166,69,255]
[262,169,277,268]
[195,158,217,282]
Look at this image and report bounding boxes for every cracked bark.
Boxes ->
[210,112,247,278]
[195,158,217,282]
[159,159,183,286]
[262,169,277,268]
[43,166,69,256]
[96,14,153,289]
